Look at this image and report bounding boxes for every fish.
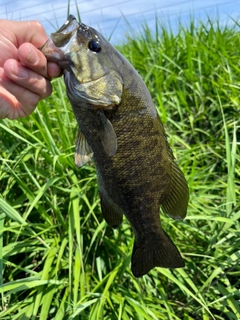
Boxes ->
[40,15,189,277]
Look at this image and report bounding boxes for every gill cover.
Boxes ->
[72,71,123,108]
[54,15,123,108]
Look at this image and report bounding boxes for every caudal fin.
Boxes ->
[131,231,184,278]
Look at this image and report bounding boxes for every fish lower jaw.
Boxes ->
[57,60,71,70]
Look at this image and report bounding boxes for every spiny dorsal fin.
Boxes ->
[97,110,117,156]
[75,129,94,167]
[162,160,189,220]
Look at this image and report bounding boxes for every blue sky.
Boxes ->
[0,0,239,43]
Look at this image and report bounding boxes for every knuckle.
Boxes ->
[41,81,52,99]
[17,87,40,109]
[29,93,40,108]
[28,76,52,100]
[29,20,45,34]
[23,93,40,113]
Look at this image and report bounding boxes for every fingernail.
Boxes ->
[11,60,28,79]
[27,45,39,65]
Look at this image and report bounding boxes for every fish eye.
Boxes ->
[88,40,101,53]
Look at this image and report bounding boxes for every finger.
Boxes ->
[47,61,63,79]
[0,67,40,118]
[0,75,36,119]
[18,43,49,79]
[0,84,18,119]
[1,20,48,48]
[18,43,62,79]
[3,59,52,100]
[0,87,31,120]
[20,20,48,47]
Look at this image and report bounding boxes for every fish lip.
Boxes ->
[50,15,79,47]
[55,14,77,34]
[40,14,80,70]
[40,38,64,60]
[57,60,71,69]
[40,38,71,70]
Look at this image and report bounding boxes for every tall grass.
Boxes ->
[0,17,239,319]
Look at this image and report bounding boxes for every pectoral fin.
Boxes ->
[97,111,117,156]
[75,129,93,167]
[162,161,189,219]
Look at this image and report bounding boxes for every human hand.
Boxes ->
[0,20,62,119]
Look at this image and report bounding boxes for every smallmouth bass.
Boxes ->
[41,15,189,277]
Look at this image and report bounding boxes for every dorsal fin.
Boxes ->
[162,160,189,220]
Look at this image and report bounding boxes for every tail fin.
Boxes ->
[131,231,184,278]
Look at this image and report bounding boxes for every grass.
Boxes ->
[0,16,240,320]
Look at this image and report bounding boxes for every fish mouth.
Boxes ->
[40,15,79,69]
[55,15,77,33]
[51,15,79,47]
[40,38,70,70]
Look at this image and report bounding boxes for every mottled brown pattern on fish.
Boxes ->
[40,15,189,277]
[97,90,170,234]
[71,63,173,241]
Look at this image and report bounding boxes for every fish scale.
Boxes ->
[40,14,189,277]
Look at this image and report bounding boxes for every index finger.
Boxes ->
[19,20,48,47]
[17,43,62,79]
[18,43,50,79]
[1,20,48,48]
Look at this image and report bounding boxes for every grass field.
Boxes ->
[0,16,239,320]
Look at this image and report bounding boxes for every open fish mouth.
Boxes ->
[39,15,79,68]
[51,15,79,47]
[54,14,77,34]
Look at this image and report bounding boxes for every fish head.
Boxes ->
[41,15,123,108]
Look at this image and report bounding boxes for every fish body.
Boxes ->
[41,15,189,277]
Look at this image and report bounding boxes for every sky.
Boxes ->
[0,0,240,43]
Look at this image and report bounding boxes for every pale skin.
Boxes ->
[0,20,61,119]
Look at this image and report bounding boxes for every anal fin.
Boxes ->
[75,128,94,167]
[100,193,123,228]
